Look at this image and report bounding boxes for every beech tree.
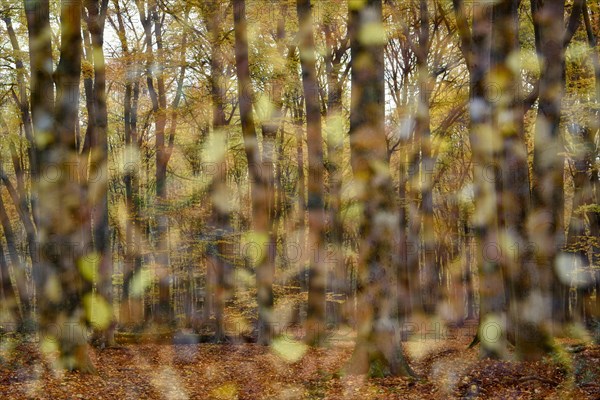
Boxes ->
[233,0,274,345]
[33,0,96,372]
[346,0,414,377]
[297,0,326,346]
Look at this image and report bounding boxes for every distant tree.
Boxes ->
[1,8,39,323]
[320,0,349,323]
[108,0,144,326]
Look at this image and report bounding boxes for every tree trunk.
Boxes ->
[489,0,519,350]
[153,1,171,327]
[24,0,54,326]
[297,0,327,346]
[111,0,143,326]
[35,0,95,372]
[206,0,230,341]
[416,0,437,315]
[233,0,274,345]
[452,0,507,359]
[293,98,307,293]
[0,187,26,325]
[530,0,568,341]
[137,0,176,326]
[24,0,52,231]
[323,9,347,324]
[83,0,115,348]
[566,123,595,324]
[346,0,414,377]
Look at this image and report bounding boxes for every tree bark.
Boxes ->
[137,0,174,326]
[297,0,327,346]
[530,0,568,338]
[35,0,95,372]
[110,0,143,326]
[346,0,414,377]
[233,0,273,345]
[293,97,307,293]
[416,0,438,315]
[322,8,348,323]
[205,0,231,341]
[84,0,115,347]
[452,0,507,359]
[0,183,26,325]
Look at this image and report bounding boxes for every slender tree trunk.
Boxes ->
[566,125,594,323]
[111,0,143,325]
[0,236,14,317]
[397,149,411,321]
[206,0,230,341]
[416,0,437,315]
[0,115,35,327]
[24,0,51,231]
[24,0,54,325]
[346,0,414,377]
[233,0,273,345]
[123,81,143,323]
[0,188,25,324]
[453,0,506,358]
[462,210,476,320]
[297,0,327,346]
[83,0,115,347]
[153,2,171,327]
[406,121,423,316]
[396,69,413,321]
[323,12,347,323]
[530,0,568,338]
[293,98,307,292]
[137,0,172,326]
[490,0,553,358]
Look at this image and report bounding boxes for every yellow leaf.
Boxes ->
[44,274,62,303]
[255,93,274,122]
[40,336,59,355]
[271,337,308,363]
[130,269,152,298]
[83,293,113,330]
[78,252,100,282]
[241,231,270,267]
[202,130,228,165]
[325,114,345,148]
[211,382,238,400]
[359,22,386,46]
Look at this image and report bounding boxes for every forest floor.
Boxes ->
[1,323,600,399]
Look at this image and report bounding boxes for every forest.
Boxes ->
[0,0,599,398]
